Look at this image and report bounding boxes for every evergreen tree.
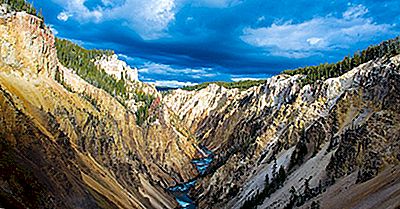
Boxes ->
[271,159,278,179]
[303,176,312,199]
[311,201,320,209]
[289,186,298,200]
[263,174,270,195]
[277,165,286,186]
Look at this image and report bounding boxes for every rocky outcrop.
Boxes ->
[0,10,199,209]
[0,9,57,77]
[95,54,139,82]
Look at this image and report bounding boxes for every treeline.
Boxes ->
[182,79,266,91]
[55,38,128,99]
[1,0,43,19]
[184,36,400,91]
[283,36,400,85]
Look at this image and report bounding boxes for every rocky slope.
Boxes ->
[0,8,201,209]
[164,55,400,208]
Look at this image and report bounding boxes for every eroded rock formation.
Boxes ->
[164,56,400,209]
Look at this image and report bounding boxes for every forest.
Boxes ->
[55,38,128,100]
[55,39,157,125]
[0,0,43,19]
[283,36,400,85]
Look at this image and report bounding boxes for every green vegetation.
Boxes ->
[54,66,62,83]
[284,176,324,209]
[182,79,266,91]
[283,36,400,85]
[55,38,128,100]
[134,91,155,126]
[1,0,43,19]
[56,38,157,127]
[289,129,308,170]
[240,163,287,209]
[54,66,73,92]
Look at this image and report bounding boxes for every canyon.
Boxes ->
[0,5,400,209]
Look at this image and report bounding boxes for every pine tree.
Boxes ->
[277,166,286,186]
[303,176,312,199]
[271,159,278,179]
[263,174,270,195]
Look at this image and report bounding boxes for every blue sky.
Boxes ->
[33,0,400,87]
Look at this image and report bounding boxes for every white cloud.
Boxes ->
[231,77,263,82]
[52,0,175,39]
[306,37,323,46]
[113,56,214,85]
[101,0,124,7]
[343,4,368,20]
[101,0,113,6]
[52,0,244,39]
[116,54,147,63]
[147,80,197,87]
[57,12,71,21]
[257,16,266,23]
[138,62,217,79]
[189,0,243,8]
[53,0,103,22]
[186,16,194,22]
[241,4,394,58]
[117,54,132,61]
[107,0,176,40]
[48,24,59,35]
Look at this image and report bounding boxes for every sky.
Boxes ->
[32,0,400,87]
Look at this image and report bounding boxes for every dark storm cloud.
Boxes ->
[33,0,400,86]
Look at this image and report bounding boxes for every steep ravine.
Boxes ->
[0,9,201,209]
[168,146,214,208]
[164,55,400,209]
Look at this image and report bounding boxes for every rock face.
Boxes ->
[164,56,400,208]
[95,54,139,82]
[0,10,199,209]
[0,10,57,77]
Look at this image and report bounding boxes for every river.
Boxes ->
[168,146,214,208]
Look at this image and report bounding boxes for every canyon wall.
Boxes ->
[0,9,200,209]
[165,55,400,209]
